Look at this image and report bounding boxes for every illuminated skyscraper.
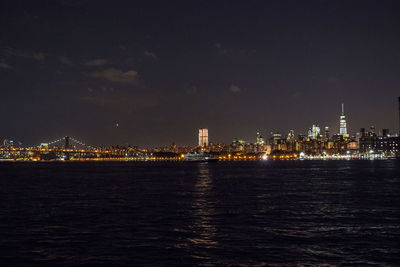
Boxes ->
[256,131,265,145]
[2,139,9,147]
[370,125,375,134]
[286,129,295,142]
[307,128,312,138]
[324,126,330,141]
[312,125,321,140]
[198,128,208,147]
[308,125,320,140]
[339,103,349,138]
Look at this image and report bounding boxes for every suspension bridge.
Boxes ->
[0,136,151,161]
[41,136,96,150]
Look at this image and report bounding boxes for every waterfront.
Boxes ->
[0,161,399,266]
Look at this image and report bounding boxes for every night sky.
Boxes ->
[1,0,399,147]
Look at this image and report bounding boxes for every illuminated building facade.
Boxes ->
[231,138,245,152]
[311,125,321,140]
[370,125,375,134]
[324,126,330,141]
[269,132,282,145]
[269,132,284,151]
[255,132,265,152]
[2,139,16,148]
[198,128,208,147]
[339,103,349,139]
[2,98,399,160]
[256,132,265,146]
[286,130,295,142]
[40,143,49,149]
[359,128,399,157]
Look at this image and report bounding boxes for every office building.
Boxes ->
[339,103,349,139]
[198,128,208,147]
[324,126,330,141]
[256,132,265,146]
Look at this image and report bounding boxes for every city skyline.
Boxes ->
[1,1,400,146]
[1,100,400,148]
[1,97,399,161]
[2,99,399,149]
[1,2,400,266]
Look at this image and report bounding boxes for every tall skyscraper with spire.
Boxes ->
[339,103,349,138]
[399,96,400,136]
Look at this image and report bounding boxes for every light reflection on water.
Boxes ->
[190,163,218,248]
[0,160,399,266]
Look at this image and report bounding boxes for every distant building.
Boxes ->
[339,103,349,139]
[2,139,14,147]
[231,138,245,152]
[269,132,283,151]
[2,139,9,147]
[256,131,265,152]
[324,126,330,141]
[374,135,399,156]
[359,128,399,157]
[382,129,389,137]
[286,129,295,142]
[40,143,49,149]
[198,128,208,147]
[370,125,375,134]
[270,132,282,145]
[311,125,321,140]
[256,131,265,146]
[347,141,358,150]
[307,128,312,138]
[360,128,365,135]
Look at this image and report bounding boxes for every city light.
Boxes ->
[0,100,399,161]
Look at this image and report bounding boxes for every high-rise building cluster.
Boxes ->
[188,100,399,159]
[1,99,399,161]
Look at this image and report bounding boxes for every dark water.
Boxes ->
[0,161,399,266]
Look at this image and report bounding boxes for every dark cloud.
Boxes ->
[31,52,45,61]
[82,92,159,110]
[0,62,13,70]
[84,58,107,67]
[0,1,399,146]
[1,47,45,62]
[144,51,158,60]
[59,56,73,65]
[86,68,139,84]
[185,85,197,95]
[229,84,241,94]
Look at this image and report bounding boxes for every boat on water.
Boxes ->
[183,152,219,162]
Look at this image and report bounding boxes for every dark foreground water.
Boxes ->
[0,161,399,266]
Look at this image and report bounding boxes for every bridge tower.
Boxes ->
[64,136,70,160]
[64,136,70,149]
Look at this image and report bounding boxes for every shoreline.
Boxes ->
[0,158,398,162]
